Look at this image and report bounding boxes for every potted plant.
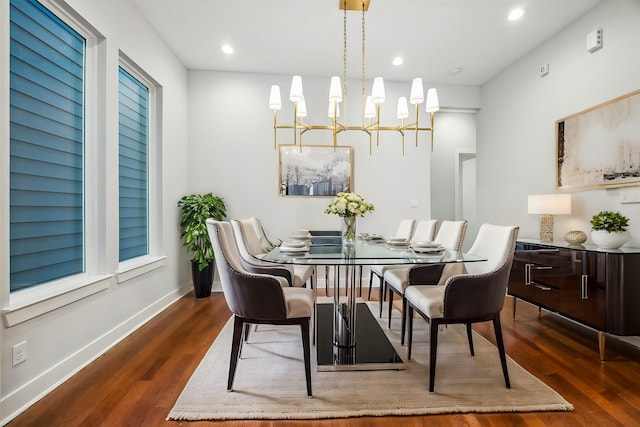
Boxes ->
[590,210,629,249]
[178,193,227,297]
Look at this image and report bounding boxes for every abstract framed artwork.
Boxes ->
[556,89,640,190]
[278,144,352,197]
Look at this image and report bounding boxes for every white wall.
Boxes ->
[477,1,640,246]
[187,71,480,241]
[0,0,190,423]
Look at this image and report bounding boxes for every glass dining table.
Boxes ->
[261,236,486,371]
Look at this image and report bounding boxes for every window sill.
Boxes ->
[116,255,166,284]
[3,274,113,327]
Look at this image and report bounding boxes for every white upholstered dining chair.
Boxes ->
[404,223,519,392]
[367,219,416,303]
[230,218,314,288]
[383,220,467,343]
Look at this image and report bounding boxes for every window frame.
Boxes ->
[115,52,164,285]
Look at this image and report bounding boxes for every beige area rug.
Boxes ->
[168,302,572,420]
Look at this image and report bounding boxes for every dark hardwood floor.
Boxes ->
[7,288,640,427]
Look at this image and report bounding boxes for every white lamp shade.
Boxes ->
[409,78,424,105]
[329,76,342,103]
[289,75,304,103]
[396,97,409,119]
[364,96,376,119]
[328,101,340,118]
[371,77,386,104]
[527,194,571,215]
[268,85,282,110]
[296,98,307,118]
[425,88,439,112]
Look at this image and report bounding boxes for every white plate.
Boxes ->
[281,241,307,248]
[387,240,410,246]
[387,237,407,242]
[411,241,441,248]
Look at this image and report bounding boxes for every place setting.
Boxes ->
[410,241,445,254]
[278,239,310,255]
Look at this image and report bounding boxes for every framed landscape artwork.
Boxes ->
[278,144,352,197]
[556,89,640,190]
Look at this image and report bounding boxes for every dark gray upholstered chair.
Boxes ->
[404,223,519,393]
[384,219,467,344]
[206,219,314,396]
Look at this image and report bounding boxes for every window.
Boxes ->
[118,67,149,261]
[9,0,85,292]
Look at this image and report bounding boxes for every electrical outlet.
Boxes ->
[13,341,27,366]
[540,63,549,77]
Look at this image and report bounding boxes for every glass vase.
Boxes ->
[342,216,357,246]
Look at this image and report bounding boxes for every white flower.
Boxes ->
[324,192,375,218]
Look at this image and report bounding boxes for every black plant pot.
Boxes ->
[191,261,214,298]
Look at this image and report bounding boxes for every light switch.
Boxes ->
[410,199,418,208]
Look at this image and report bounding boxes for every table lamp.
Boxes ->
[527,194,571,243]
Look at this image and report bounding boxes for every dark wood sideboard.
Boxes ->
[508,239,640,360]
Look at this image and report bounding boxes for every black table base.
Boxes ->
[316,302,406,371]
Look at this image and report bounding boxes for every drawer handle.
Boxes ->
[534,284,552,291]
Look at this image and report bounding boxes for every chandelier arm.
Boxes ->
[430,112,435,152]
[273,110,278,149]
[293,102,298,145]
[415,103,419,147]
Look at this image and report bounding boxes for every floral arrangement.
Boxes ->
[324,192,375,218]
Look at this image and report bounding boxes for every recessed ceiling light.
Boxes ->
[221,44,234,54]
[508,7,526,21]
[392,57,404,66]
[449,67,462,76]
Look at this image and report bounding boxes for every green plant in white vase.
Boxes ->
[590,211,629,249]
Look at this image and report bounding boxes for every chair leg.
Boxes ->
[367,271,373,300]
[228,316,244,391]
[401,297,407,346]
[407,305,414,360]
[429,318,440,393]
[300,318,313,397]
[387,286,394,328]
[378,274,384,317]
[466,323,475,356]
[325,266,329,295]
[493,314,511,388]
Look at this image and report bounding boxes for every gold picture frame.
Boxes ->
[278,144,353,197]
[556,89,640,190]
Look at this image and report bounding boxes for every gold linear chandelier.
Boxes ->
[268,0,439,154]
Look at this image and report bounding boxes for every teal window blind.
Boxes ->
[118,67,149,261]
[9,0,85,291]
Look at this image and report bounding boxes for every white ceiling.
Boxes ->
[131,0,602,86]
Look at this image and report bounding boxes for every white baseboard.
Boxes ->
[0,286,190,426]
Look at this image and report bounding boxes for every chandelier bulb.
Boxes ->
[297,98,307,118]
[396,97,409,119]
[269,85,282,110]
[425,88,440,112]
[364,96,376,119]
[328,101,340,118]
[409,78,424,105]
[329,76,343,103]
[371,77,385,104]
[289,75,304,103]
